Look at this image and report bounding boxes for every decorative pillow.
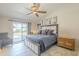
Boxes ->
[38,30,42,34]
[47,30,54,35]
[41,30,47,35]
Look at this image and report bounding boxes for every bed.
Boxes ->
[24,24,58,56]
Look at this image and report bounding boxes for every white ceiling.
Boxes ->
[0,3,79,22]
[0,3,59,22]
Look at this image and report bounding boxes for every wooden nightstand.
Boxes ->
[57,37,75,50]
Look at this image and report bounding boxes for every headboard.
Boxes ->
[40,24,58,38]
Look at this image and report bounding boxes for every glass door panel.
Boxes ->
[21,24,27,40]
[13,22,27,43]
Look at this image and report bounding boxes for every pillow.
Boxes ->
[47,30,54,35]
[37,30,42,34]
[41,30,47,35]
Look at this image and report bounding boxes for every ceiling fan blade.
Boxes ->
[26,8,32,11]
[37,11,47,13]
[26,12,33,15]
[35,13,39,17]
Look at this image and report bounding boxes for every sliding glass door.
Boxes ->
[13,22,28,43]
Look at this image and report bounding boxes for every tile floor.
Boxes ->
[0,42,78,56]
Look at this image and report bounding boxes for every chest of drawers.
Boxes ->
[57,37,75,50]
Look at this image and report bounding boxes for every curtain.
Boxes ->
[27,22,31,34]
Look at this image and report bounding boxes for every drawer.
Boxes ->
[57,41,65,47]
[65,39,75,44]
[65,42,72,46]
[58,38,66,42]
[58,41,64,44]
[65,42,75,49]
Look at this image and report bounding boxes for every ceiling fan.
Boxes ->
[26,3,47,17]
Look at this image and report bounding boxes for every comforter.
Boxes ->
[26,35,56,52]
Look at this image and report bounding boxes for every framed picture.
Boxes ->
[41,20,43,25]
[49,17,52,24]
[46,18,49,25]
[51,16,57,24]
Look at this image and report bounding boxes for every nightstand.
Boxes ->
[57,37,75,50]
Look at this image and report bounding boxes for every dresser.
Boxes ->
[57,37,75,50]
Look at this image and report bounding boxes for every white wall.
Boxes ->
[31,22,38,34]
[0,17,12,38]
[0,16,38,37]
[42,6,79,49]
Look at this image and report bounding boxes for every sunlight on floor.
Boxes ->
[0,42,78,56]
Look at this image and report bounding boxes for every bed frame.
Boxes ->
[24,24,58,56]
